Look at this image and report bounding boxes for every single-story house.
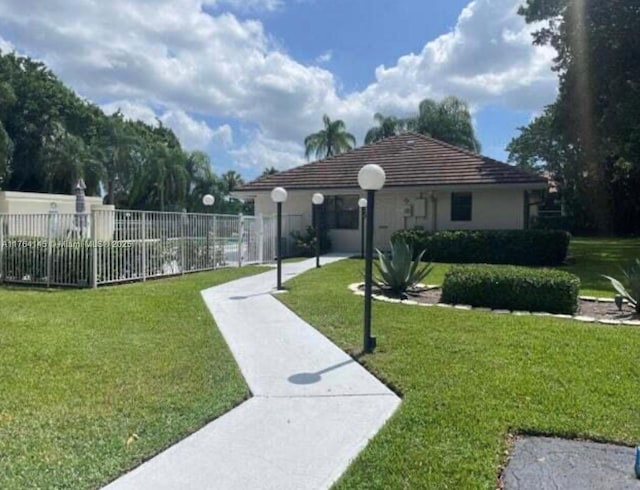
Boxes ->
[235,133,549,252]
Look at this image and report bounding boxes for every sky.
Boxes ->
[0,0,558,180]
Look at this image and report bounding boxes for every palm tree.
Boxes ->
[304,114,356,160]
[221,170,244,194]
[406,96,481,152]
[261,166,279,178]
[364,113,403,144]
[184,151,218,212]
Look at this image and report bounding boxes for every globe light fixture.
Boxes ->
[358,164,386,191]
[271,187,288,290]
[358,198,367,260]
[358,164,386,353]
[202,194,215,207]
[311,193,324,268]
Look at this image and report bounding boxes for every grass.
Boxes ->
[279,258,640,489]
[560,237,640,296]
[0,266,266,489]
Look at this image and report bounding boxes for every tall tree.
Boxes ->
[406,96,480,152]
[516,0,640,234]
[364,113,403,144]
[221,170,244,194]
[304,114,356,159]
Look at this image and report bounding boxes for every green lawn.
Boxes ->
[0,266,265,489]
[279,251,640,488]
[560,237,640,296]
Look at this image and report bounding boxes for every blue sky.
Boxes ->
[0,0,557,180]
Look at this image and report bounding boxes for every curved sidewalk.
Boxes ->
[104,256,401,490]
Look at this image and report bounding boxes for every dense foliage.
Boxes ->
[442,264,580,314]
[0,51,246,214]
[509,0,640,235]
[391,229,571,266]
[304,114,356,159]
[362,96,480,151]
[290,226,332,257]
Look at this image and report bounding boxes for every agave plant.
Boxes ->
[603,258,640,313]
[374,238,433,295]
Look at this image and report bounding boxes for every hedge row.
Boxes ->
[391,229,571,266]
[441,264,580,314]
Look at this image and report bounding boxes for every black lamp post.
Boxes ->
[312,193,324,268]
[358,197,367,260]
[271,187,288,290]
[358,164,386,353]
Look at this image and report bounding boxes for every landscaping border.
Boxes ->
[347,283,640,327]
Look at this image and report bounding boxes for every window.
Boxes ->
[319,195,359,230]
[451,192,472,221]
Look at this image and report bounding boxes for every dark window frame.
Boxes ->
[318,195,359,230]
[451,192,472,222]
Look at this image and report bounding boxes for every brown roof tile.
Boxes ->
[238,133,548,192]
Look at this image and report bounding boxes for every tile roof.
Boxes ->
[238,132,548,192]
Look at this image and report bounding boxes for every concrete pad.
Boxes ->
[503,437,640,490]
[104,256,401,490]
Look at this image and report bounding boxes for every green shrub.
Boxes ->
[290,226,331,257]
[374,238,433,295]
[391,229,571,266]
[603,258,640,313]
[441,264,580,314]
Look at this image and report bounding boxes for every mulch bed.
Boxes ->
[363,285,639,323]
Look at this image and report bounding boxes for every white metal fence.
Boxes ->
[0,210,304,288]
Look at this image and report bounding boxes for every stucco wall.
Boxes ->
[251,187,528,252]
[0,191,115,240]
[0,191,104,215]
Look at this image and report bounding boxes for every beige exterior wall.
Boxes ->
[0,191,115,240]
[0,191,104,215]
[250,186,530,252]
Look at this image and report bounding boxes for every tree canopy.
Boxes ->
[0,51,245,214]
[304,114,356,159]
[510,0,640,234]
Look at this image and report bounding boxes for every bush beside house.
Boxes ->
[391,229,571,266]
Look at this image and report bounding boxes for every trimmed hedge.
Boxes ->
[441,264,580,314]
[391,229,571,266]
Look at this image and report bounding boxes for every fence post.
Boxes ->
[257,214,264,264]
[213,215,217,270]
[141,212,147,282]
[91,209,98,288]
[238,214,244,268]
[46,212,53,288]
[0,215,4,284]
[181,211,186,275]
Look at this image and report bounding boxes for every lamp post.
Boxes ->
[271,187,288,290]
[312,193,324,268]
[202,194,215,268]
[358,164,386,353]
[358,197,367,259]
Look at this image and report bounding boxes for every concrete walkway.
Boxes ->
[104,256,401,490]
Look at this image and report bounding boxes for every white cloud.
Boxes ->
[101,100,159,126]
[230,130,305,171]
[101,101,233,151]
[0,35,14,54]
[0,0,557,173]
[315,50,332,64]
[209,0,284,12]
